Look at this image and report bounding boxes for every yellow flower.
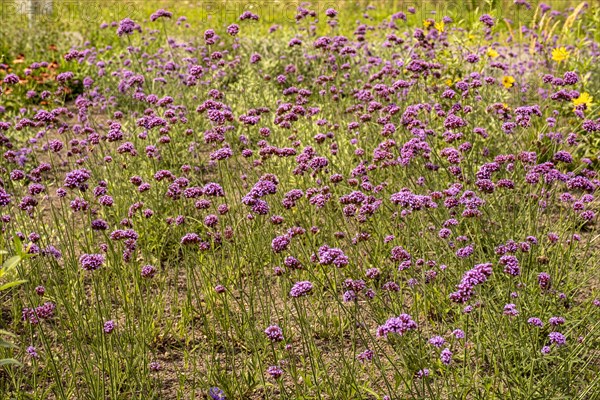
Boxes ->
[502,75,515,88]
[445,78,453,87]
[487,48,499,58]
[423,19,433,28]
[551,47,570,62]
[572,92,593,109]
[435,21,445,32]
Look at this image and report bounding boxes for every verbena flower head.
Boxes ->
[239,11,259,21]
[266,366,283,379]
[0,188,12,207]
[479,14,495,27]
[440,348,453,365]
[150,9,172,22]
[103,320,115,333]
[23,302,55,324]
[271,235,291,253]
[450,263,492,303]
[214,285,225,294]
[357,349,374,363]
[26,346,39,358]
[141,265,157,278]
[452,329,465,339]
[549,332,566,346]
[500,255,520,276]
[528,317,544,327]
[377,314,417,338]
[149,361,161,371]
[209,387,226,400]
[429,336,446,348]
[290,281,313,297]
[117,18,141,36]
[227,24,240,36]
[264,325,284,342]
[3,73,20,84]
[416,368,430,378]
[503,303,519,316]
[317,245,349,267]
[79,253,105,271]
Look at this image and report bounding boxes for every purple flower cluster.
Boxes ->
[271,235,291,253]
[103,320,115,333]
[150,9,172,22]
[377,314,417,338]
[440,348,453,365]
[429,336,446,348]
[450,263,493,303]
[79,253,105,271]
[266,366,283,379]
[22,302,56,324]
[117,18,141,36]
[357,349,374,363]
[264,325,284,342]
[503,303,519,316]
[538,272,551,290]
[499,255,520,276]
[317,245,349,267]
[141,265,157,278]
[64,169,91,190]
[548,332,566,346]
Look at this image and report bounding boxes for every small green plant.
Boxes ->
[0,239,29,368]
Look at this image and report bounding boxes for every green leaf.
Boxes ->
[0,358,22,367]
[0,329,16,337]
[12,237,23,256]
[0,279,27,292]
[0,339,16,348]
[2,256,21,271]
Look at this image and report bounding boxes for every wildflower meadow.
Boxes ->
[0,0,599,398]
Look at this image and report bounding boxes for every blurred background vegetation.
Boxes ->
[1,0,598,124]
[1,0,598,58]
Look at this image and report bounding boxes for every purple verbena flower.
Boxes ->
[549,332,566,346]
[429,336,446,348]
[150,9,172,22]
[289,281,313,297]
[103,320,115,333]
[377,314,417,337]
[264,325,284,342]
[79,253,105,271]
[266,366,283,379]
[440,348,453,365]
